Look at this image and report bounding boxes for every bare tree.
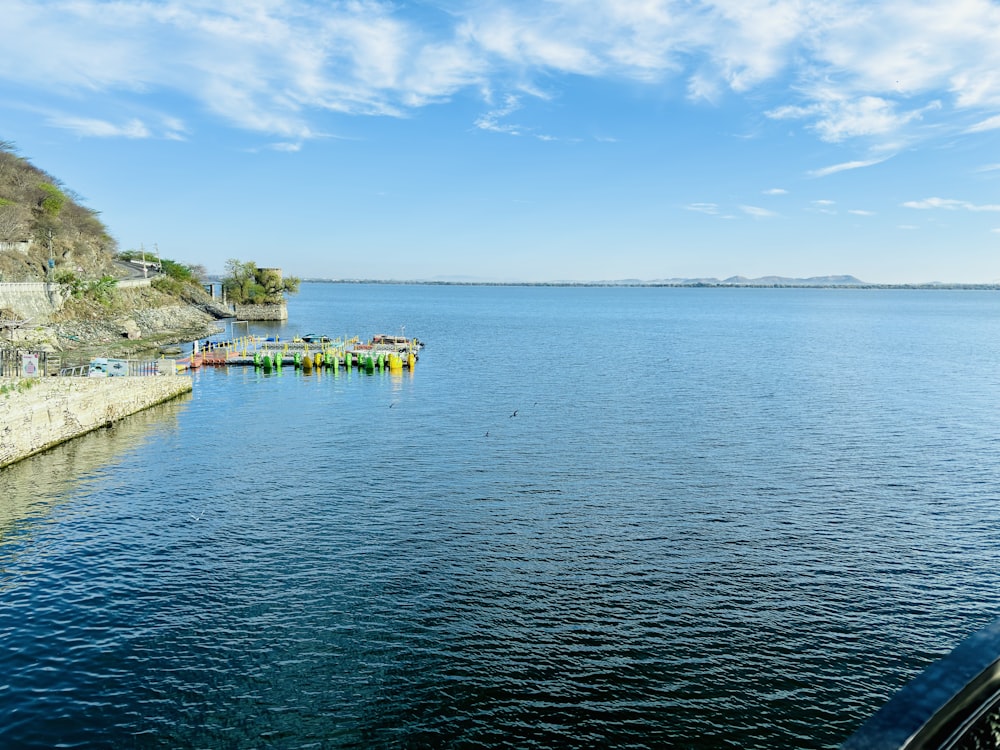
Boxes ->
[0,205,27,241]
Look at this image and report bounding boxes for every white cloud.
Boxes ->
[769,95,938,143]
[848,209,876,216]
[809,199,836,214]
[685,202,720,214]
[46,115,151,138]
[903,197,1000,211]
[967,114,1000,133]
[903,197,967,210]
[809,157,891,177]
[2,0,1000,144]
[474,93,524,134]
[762,188,787,195]
[740,205,777,218]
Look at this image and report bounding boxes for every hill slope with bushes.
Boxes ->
[0,141,117,282]
[0,141,231,362]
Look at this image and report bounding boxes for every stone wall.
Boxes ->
[0,282,67,319]
[235,303,287,321]
[0,278,152,320]
[0,375,193,468]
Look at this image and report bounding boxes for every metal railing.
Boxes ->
[843,618,1000,749]
[0,349,48,377]
[57,359,175,377]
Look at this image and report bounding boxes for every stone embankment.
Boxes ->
[0,375,193,469]
[1,282,232,362]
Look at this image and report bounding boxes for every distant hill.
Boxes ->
[0,141,116,282]
[304,275,871,287]
[677,275,866,287]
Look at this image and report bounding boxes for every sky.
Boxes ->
[2,0,1000,284]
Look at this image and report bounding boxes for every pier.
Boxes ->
[179,334,421,374]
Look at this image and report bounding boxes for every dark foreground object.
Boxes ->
[843,618,1000,749]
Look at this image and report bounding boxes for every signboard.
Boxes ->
[88,358,128,377]
[21,353,40,378]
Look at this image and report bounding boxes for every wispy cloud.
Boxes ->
[474,93,524,134]
[46,115,151,139]
[809,199,836,214]
[966,114,1000,133]
[685,202,720,215]
[848,209,876,216]
[768,96,934,144]
[809,157,891,178]
[740,205,777,219]
[3,0,1000,145]
[903,197,1000,211]
[762,188,787,195]
[473,91,559,140]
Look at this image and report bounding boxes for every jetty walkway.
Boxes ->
[180,334,421,374]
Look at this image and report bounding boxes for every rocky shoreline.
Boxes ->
[0,286,227,467]
[49,304,229,363]
[5,287,232,367]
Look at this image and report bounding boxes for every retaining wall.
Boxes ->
[0,278,151,319]
[0,375,193,468]
[235,303,287,321]
[0,282,66,319]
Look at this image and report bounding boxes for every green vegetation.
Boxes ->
[222,259,300,304]
[1,377,39,398]
[116,249,208,299]
[160,258,201,283]
[55,270,119,306]
[38,183,66,216]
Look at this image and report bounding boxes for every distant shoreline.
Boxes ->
[295,279,1000,290]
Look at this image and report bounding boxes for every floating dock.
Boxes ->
[177,334,421,374]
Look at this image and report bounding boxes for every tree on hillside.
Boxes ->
[223,259,300,304]
[0,203,28,241]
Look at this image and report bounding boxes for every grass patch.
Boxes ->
[1,377,40,397]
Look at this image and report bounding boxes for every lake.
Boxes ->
[3,283,1000,748]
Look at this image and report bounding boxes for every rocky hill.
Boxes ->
[0,141,230,362]
[0,141,118,282]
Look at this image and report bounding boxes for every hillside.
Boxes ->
[0,141,230,363]
[0,141,118,282]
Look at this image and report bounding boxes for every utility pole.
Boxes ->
[47,230,54,281]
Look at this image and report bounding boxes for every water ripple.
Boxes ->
[4,287,1000,748]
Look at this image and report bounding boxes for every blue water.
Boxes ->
[3,283,1000,748]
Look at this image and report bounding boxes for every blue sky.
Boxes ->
[3,0,1000,283]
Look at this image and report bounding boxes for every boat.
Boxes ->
[371,334,423,350]
[300,333,332,344]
